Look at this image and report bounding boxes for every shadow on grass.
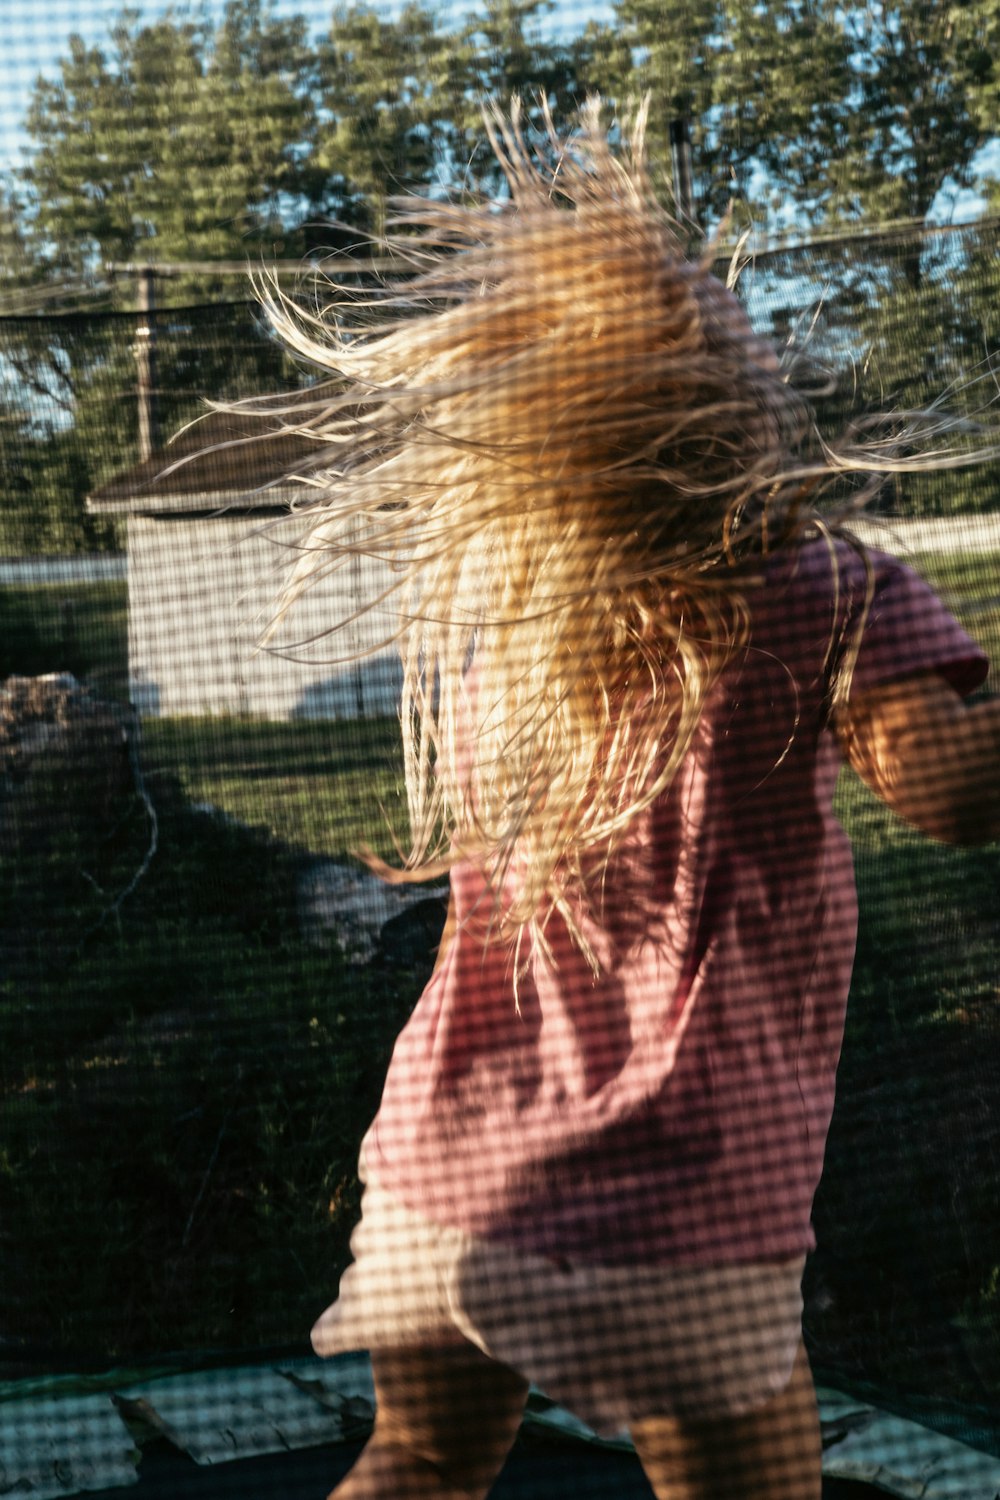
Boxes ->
[0,764,433,1369]
[806,773,1000,1415]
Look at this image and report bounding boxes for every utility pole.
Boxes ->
[669,118,696,230]
[134,266,159,461]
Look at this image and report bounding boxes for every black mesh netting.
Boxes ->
[1,221,998,1500]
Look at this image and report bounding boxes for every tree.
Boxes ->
[19,1,334,282]
[827,1,1000,225]
[2,1,340,554]
[441,0,585,197]
[0,183,55,307]
[311,3,452,240]
[854,225,1000,513]
[606,0,999,234]
[601,0,856,229]
[0,313,121,555]
[607,0,727,221]
[0,299,305,554]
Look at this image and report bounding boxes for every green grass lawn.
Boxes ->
[1,548,998,1408]
[140,715,408,863]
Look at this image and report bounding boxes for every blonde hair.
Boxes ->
[245,99,992,966]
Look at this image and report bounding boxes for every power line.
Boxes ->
[717,212,1000,264]
[104,258,395,278]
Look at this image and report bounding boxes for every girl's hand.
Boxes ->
[835,671,1000,845]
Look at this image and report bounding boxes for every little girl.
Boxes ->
[260,103,998,1499]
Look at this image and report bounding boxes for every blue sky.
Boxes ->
[0,0,609,175]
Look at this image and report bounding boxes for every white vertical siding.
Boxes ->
[127,514,404,720]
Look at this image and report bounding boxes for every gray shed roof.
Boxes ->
[86,407,320,516]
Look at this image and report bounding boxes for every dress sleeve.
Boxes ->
[845,549,990,700]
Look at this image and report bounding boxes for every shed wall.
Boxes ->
[128,514,404,720]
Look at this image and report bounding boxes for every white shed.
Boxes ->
[87,413,404,721]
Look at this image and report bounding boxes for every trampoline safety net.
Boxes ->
[1,19,999,1500]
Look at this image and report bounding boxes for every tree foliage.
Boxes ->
[310,3,451,239]
[821,0,999,224]
[20,2,329,277]
[606,0,999,229]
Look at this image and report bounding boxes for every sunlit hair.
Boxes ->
[238,98,995,968]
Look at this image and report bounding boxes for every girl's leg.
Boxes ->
[630,1340,822,1500]
[330,1341,529,1499]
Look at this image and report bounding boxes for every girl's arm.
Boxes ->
[835,671,1000,846]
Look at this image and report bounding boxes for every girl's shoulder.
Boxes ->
[758,533,933,619]
[758,533,988,700]
[762,532,886,589]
